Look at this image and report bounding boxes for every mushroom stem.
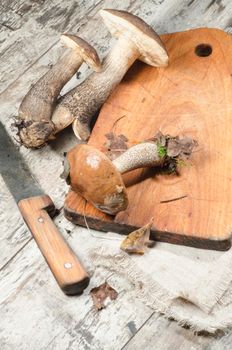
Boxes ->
[17,50,83,148]
[54,9,169,141]
[20,49,83,123]
[17,35,101,148]
[38,50,83,101]
[112,142,163,174]
[63,133,196,215]
[53,37,139,141]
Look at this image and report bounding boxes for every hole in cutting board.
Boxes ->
[195,44,212,57]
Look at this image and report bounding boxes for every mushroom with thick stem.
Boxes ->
[62,133,196,215]
[53,9,169,141]
[17,34,101,148]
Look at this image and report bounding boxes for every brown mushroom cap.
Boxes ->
[99,9,168,67]
[67,144,128,215]
[61,34,101,72]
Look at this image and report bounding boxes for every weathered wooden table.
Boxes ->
[1,1,232,349]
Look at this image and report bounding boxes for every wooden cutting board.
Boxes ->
[64,28,232,251]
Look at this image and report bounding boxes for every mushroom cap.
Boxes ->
[67,144,128,215]
[99,9,168,67]
[61,34,101,72]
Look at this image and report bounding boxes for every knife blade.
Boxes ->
[0,122,89,295]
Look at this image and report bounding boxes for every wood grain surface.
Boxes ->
[19,195,89,294]
[64,28,232,250]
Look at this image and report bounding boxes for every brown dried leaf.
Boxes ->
[167,136,197,158]
[90,282,118,310]
[104,132,128,160]
[120,218,154,255]
[148,132,197,160]
[152,131,167,147]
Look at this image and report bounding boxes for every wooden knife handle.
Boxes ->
[18,195,89,295]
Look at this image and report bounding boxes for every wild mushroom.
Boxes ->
[62,133,196,215]
[17,34,101,148]
[53,9,169,141]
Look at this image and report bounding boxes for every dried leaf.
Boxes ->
[152,131,167,147]
[167,136,197,158]
[90,282,118,310]
[148,132,197,159]
[120,218,154,255]
[104,132,128,160]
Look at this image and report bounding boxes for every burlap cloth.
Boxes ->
[90,233,232,334]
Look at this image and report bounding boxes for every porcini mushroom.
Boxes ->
[53,9,169,141]
[62,134,196,215]
[17,35,101,148]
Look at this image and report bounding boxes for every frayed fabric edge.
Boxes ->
[185,249,232,314]
[89,247,232,334]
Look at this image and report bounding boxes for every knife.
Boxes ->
[0,122,89,295]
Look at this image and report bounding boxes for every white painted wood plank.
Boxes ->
[138,0,232,34]
[210,333,232,350]
[123,312,213,350]
[0,219,152,350]
[0,177,30,269]
[0,0,100,93]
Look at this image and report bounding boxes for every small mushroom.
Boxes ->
[53,9,169,141]
[63,134,196,214]
[63,133,196,215]
[17,35,101,148]
[65,142,163,214]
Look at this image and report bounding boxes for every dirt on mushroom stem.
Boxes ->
[13,118,56,149]
[148,132,198,174]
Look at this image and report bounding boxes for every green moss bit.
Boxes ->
[157,144,167,159]
[176,158,187,168]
